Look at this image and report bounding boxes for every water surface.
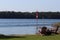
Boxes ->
[0,19,60,34]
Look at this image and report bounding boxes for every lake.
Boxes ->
[0,19,60,35]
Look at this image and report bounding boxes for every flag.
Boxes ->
[36,11,38,19]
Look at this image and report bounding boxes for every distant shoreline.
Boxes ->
[0,18,60,19]
[0,11,60,19]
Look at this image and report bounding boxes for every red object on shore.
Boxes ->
[36,11,38,19]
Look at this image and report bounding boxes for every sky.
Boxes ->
[0,0,60,12]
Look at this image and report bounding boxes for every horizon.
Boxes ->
[0,11,59,12]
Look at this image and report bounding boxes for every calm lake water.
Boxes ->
[0,19,60,35]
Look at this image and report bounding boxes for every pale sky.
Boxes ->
[0,0,60,12]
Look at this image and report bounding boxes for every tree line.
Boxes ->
[0,11,60,19]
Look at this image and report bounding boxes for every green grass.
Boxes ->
[0,34,60,40]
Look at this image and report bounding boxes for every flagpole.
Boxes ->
[36,11,38,34]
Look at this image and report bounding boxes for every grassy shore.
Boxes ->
[0,34,60,40]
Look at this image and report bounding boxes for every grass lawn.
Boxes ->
[0,34,60,40]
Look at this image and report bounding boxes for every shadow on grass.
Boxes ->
[0,34,26,39]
